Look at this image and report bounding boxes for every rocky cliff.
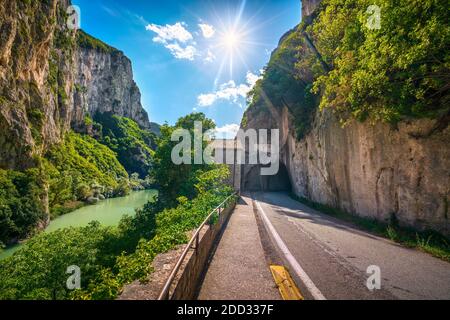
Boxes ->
[242,1,450,235]
[73,31,150,130]
[0,0,150,170]
[0,0,73,170]
[244,103,450,235]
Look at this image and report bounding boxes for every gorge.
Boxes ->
[0,0,157,245]
[0,0,449,301]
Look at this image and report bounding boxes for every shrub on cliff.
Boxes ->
[246,0,449,139]
[43,131,129,215]
[246,28,319,139]
[76,30,117,54]
[309,0,449,123]
[94,113,156,178]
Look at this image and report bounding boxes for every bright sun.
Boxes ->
[223,31,241,50]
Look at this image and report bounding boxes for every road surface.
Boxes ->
[253,192,450,300]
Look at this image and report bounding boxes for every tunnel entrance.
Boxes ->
[242,163,292,192]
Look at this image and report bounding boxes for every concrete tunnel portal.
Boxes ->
[211,139,292,193]
[242,163,292,192]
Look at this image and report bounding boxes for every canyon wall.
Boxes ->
[0,0,74,170]
[244,99,450,235]
[73,37,150,130]
[241,0,450,235]
[0,0,150,170]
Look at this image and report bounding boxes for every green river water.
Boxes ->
[0,190,157,260]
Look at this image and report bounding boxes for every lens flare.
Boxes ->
[223,31,240,50]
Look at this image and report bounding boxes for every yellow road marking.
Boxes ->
[270,265,304,300]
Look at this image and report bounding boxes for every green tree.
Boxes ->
[0,222,115,300]
[0,169,47,245]
[309,0,449,123]
[94,113,156,178]
[151,113,216,207]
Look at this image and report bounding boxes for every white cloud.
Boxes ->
[146,22,193,44]
[165,43,197,60]
[213,124,240,139]
[146,22,198,60]
[246,71,262,88]
[198,93,217,107]
[197,71,263,107]
[204,49,216,63]
[199,23,215,38]
[102,6,119,17]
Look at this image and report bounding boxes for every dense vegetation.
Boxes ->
[247,28,318,139]
[0,130,131,245]
[76,30,118,54]
[43,131,131,217]
[310,0,449,124]
[0,168,47,244]
[0,113,233,300]
[151,113,216,207]
[94,113,156,178]
[246,0,449,137]
[0,110,160,246]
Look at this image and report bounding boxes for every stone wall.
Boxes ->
[171,199,237,300]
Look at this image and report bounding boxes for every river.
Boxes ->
[0,190,157,260]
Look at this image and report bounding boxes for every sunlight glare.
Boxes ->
[223,31,240,51]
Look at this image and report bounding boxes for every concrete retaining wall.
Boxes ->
[170,199,237,300]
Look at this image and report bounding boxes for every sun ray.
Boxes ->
[234,0,247,29]
[203,0,276,82]
[214,56,227,91]
[235,49,252,75]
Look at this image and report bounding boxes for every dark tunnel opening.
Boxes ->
[242,163,292,192]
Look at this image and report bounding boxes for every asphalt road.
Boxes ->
[252,192,450,300]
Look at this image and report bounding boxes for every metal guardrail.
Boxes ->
[157,192,238,300]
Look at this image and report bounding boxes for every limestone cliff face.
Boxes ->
[0,0,150,170]
[73,41,150,130]
[0,0,74,170]
[244,100,450,235]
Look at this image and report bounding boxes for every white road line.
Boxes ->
[255,199,327,300]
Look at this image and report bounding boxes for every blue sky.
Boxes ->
[72,0,301,137]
